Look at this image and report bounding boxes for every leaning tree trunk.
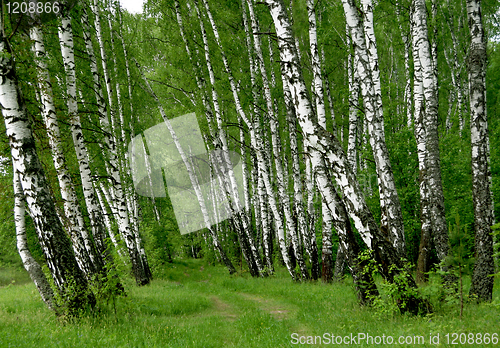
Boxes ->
[81,5,126,252]
[466,0,495,302]
[136,60,237,276]
[192,0,261,276]
[246,0,307,279]
[343,0,406,259]
[31,25,102,278]
[265,0,427,312]
[202,0,265,276]
[91,0,150,285]
[14,169,57,312]
[285,79,320,280]
[0,36,94,312]
[108,1,152,281]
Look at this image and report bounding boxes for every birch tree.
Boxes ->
[264,0,425,311]
[31,25,102,278]
[1,34,94,312]
[244,0,307,279]
[191,0,263,277]
[411,0,450,281]
[135,58,237,275]
[91,0,151,285]
[14,169,57,311]
[342,0,406,258]
[466,0,495,302]
[306,0,336,282]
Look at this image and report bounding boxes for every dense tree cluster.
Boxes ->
[0,0,499,314]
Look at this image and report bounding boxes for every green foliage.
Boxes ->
[488,42,500,222]
[493,223,500,273]
[420,215,475,319]
[445,214,475,277]
[358,250,430,317]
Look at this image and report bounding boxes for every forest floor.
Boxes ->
[0,259,499,347]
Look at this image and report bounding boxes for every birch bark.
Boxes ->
[136,60,236,275]
[264,0,424,311]
[466,0,495,302]
[411,18,433,283]
[87,3,151,285]
[246,0,307,279]
[395,0,413,128]
[14,169,57,311]
[1,36,94,310]
[342,0,406,258]
[31,25,100,277]
[346,26,360,176]
[193,0,261,276]
[285,81,320,280]
[412,0,450,273]
[107,1,151,279]
[306,0,336,282]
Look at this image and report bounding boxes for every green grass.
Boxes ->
[0,260,499,347]
[0,266,30,287]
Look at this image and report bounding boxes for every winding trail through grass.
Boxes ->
[1,259,499,347]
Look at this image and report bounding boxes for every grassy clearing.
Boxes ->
[0,260,499,347]
[0,266,30,287]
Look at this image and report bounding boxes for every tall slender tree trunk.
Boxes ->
[246,0,306,279]
[395,0,413,128]
[466,0,495,302]
[307,0,334,283]
[31,25,102,278]
[14,169,57,311]
[136,60,236,275]
[192,0,261,276]
[107,1,152,281]
[264,0,427,312]
[343,0,406,259]
[285,80,319,280]
[412,0,450,282]
[411,5,432,283]
[346,26,360,175]
[1,36,94,311]
[91,0,150,285]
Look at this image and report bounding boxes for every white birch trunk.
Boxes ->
[412,0,449,266]
[395,0,413,128]
[14,169,57,311]
[194,0,263,276]
[411,9,433,282]
[246,0,307,279]
[1,36,93,309]
[444,2,466,132]
[90,1,150,285]
[306,0,336,282]
[466,0,495,302]
[31,25,101,277]
[343,0,406,258]
[361,0,384,127]
[346,26,360,175]
[285,81,320,280]
[136,60,236,275]
[107,1,150,278]
[265,0,421,301]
